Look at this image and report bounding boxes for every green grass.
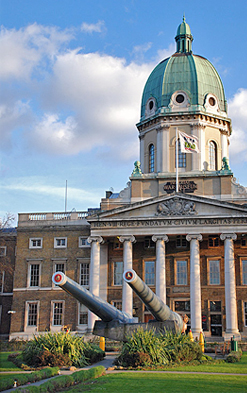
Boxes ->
[0,352,21,372]
[151,351,247,374]
[66,373,247,393]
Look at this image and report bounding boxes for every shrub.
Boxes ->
[83,343,105,364]
[226,350,242,363]
[115,328,169,367]
[22,332,89,368]
[116,329,203,368]
[0,367,59,391]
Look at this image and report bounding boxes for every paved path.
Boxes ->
[2,352,247,392]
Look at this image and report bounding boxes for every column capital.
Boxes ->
[87,235,104,244]
[152,235,169,243]
[220,233,237,241]
[119,235,136,244]
[186,234,202,242]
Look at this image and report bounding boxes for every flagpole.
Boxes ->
[176,128,179,192]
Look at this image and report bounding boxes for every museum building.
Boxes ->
[9,18,247,340]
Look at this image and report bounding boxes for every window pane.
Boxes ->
[245,302,247,326]
[28,303,38,326]
[30,264,40,287]
[149,144,154,172]
[209,141,217,170]
[79,304,88,324]
[243,260,247,285]
[80,263,89,286]
[210,301,221,312]
[55,263,65,273]
[176,260,187,285]
[145,261,155,285]
[53,302,63,325]
[114,262,123,285]
[175,301,190,312]
[113,301,122,310]
[209,260,220,285]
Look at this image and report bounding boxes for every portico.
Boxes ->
[87,193,247,338]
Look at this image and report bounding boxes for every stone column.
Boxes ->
[156,124,170,173]
[139,134,145,173]
[186,234,202,338]
[152,235,169,303]
[87,235,104,331]
[119,235,136,316]
[221,131,229,162]
[220,233,239,338]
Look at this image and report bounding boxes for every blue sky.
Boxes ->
[0,0,247,223]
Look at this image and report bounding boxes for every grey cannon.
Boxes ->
[52,271,135,340]
[123,269,186,334]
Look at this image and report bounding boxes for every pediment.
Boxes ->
[88,193,247,221]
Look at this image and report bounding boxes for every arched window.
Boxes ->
[149,144,155,172]
[209,141,217,170]
[175,140,186,168]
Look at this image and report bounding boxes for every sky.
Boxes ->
[0,0,247,224]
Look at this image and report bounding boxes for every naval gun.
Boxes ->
[52,271,186,341]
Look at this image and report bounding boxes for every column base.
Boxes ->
[191,328,202,340]
[223,331,241,341]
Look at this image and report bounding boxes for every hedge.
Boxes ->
[15,366,105,392]
[0,367,59,392]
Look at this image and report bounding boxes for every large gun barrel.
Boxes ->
[52,272,133,324]
[123,269,184,333]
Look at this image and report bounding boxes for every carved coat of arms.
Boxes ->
[156,197,197,216]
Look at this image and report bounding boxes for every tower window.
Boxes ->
[149,144,155,172]
[175,140,186,168]
[176,94,184,104]
[209,141,217,170]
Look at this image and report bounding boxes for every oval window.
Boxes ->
[176,94,185,104]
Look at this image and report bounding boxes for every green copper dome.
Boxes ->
[140,18,227,120]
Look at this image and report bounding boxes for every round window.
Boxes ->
[149,100,154,110]
[209,97,216,106]
[176,94,185,104]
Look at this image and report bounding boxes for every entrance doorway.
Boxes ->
[210,301,222,336]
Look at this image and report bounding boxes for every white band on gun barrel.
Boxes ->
[52,271,66,286]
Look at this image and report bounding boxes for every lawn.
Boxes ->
[67,373,247,393]
[0,352,21,372]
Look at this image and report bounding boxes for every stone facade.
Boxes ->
[0,228,17,339]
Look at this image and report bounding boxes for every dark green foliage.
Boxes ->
[116,328,202,368]
[0,367,59,391]
[226,351,242,363]
[15,366,105,392]
[22,332,91,367]
[83,343,105,364]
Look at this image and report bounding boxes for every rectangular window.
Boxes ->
[79,237,90,248]
[29,238,42,249]
[0,247,6,257]
[209,260,220,285]
[244,302,247,327]
[27,303,38,326]
[241,235,247,247]
[175,300,190,312]
[80,263,90,286]
[52,302,64,326]
[55,263,65,273]
[112,301,122,311]
[210,301,221,312]
[30,264,40,287]
[242,260,247,285]
[114,261,123,286]
[145,261,155,285]
[113,241,123,250]
[208,235,219,247]
[0,271,4,293]
[144,237,155,249]
[54,238,67,248]
[176,260,187,285]
[176,235,187,248]
[79,304,88,325]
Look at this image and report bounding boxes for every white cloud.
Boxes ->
[156,43,176,62]
[229,88,247,163]
[81,20,105,34]
[0,24,74,80]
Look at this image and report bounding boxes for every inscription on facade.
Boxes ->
[163,181,197,194]
[91,217,247,229]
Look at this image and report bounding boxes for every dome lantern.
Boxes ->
[175,15,193,53]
